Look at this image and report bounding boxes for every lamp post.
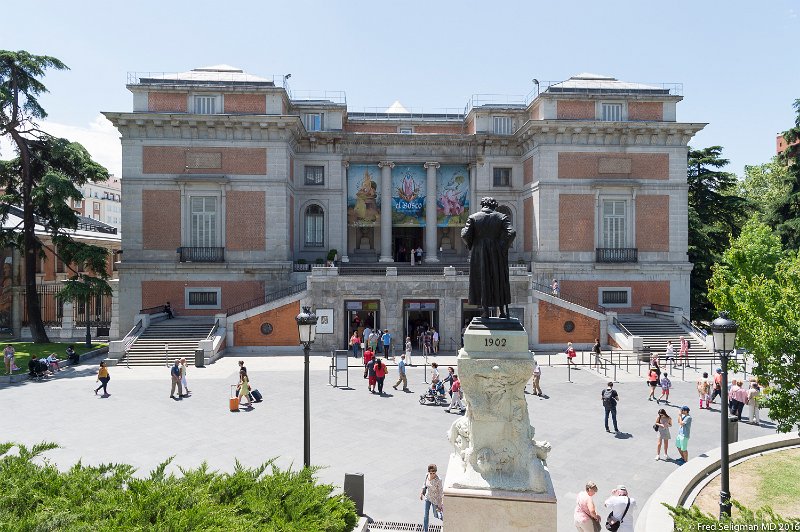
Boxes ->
[710,311,738,519]
[295,305,318,469]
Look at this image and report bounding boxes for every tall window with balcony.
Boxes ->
[598,199,637,262]
[493,116,513,135]
[304,205,324,248]
[303,113,323,132]
[182,196,224,262]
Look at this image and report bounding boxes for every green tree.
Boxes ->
[0,50,110,342]
[764,99,800,249]
[687,146,750,320]
[708,220,800,433]
[739,157,791,219]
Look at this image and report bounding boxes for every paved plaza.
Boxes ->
[1,352,774,530]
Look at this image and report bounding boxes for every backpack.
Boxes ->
[602,388,615,407]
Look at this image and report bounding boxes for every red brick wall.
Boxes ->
[524,197,534,252]
[538,301,600,344]
[226,191,265,251]
[523,156,534,185]
[558,152,669,180]
[561,280,670,314]
[233,300,301,346]
[148,92,187,112]
[557,100,595,119]
[466,118,476,134]
[142,147,267,175]
[415,124,463,134]
[343,124,398,133]
[142,190,181,250]
[636,195,670,252]
[223,93,266,114]
[141,280,264,316]
[628,102,663,121]
[559,194,595,251]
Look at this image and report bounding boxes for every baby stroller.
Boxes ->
[419,380,448,406]
[28,359,49,381]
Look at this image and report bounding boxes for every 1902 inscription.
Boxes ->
[484,338,507,347]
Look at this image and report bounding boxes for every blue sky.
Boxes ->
[2,0,798,177]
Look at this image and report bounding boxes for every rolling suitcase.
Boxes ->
[230,385,240,411]
[251,389,263,403]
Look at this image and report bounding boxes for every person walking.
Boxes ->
[531,359,543,396]
[729,380,743,419]
[573,481,601,532]
[432,328,439,354]
[747,380,761,425]
[405,336,413,366]
[382,329,393,359]
[349,331,361,358]
[733,379,748,421]
[676,406,692,464]
[566,341,577,366]
[238,368,253,408]
[601,382,620,433]
[366,356,376,393]
[654,408,672,460]
[179,358,190,394]
[419,464,443,532]
[592,338,601,370]
[604,486,636,532]
[374,358,387,394]
[678,335,689,366]
[664,340,675,364]
[446,374,465,414]
[647,367,659,401]
[94,361,110,396]
[423,330,432,357]
[657,373,672,404]
[697,372,711,409]
[170,359,184,399]
[551,279,560,297]
[392,354,409,391]
[710,368,723,404]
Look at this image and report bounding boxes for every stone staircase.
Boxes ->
[122,318,215,366]
[616,314,713,363]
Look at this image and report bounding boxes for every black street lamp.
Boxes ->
[295,306,318,469]
[710,311,738,519]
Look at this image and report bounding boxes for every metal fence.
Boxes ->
[22,285,112,327]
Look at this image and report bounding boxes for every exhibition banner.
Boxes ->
[347,164,381,226]
[391,164,426,226]
[436,164,470,227]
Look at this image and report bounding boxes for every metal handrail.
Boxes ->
[139,305,166,315]
[530,279,606,314]
[205,319,220,341]
[225,282,306,316]
[612,316,632,338]
[596,248,638,263]
[652,304,683,314]
[681,316,707,339]
[121,319,143,368]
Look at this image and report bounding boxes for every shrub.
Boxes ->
[0,442,358,531]
[666,500,799,530]
[327,249,338,261]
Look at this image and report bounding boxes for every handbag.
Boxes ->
[606,496,630,531]
[653,423,660,432]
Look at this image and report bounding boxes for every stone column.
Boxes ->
[108,279,120,340]
[60,301,75,339]
[341,161,350,262]
[378,161,394,262]
[424,161,440,262]
[469,163,478,217]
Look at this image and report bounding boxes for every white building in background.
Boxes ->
[72,176,122,232]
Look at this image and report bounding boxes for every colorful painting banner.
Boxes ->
[347,164,381,226]
[391,164,426,226]
[436,164,469,227]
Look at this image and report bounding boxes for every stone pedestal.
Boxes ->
[443,318,556,531]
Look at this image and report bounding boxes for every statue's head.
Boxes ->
[480,197,498,210]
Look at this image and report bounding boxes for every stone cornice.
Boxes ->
[102,112,304,140]
[516,120,706,150]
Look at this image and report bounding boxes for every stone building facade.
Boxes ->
[105,66,704,349]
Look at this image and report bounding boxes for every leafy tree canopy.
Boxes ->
[764,99,800,249]
[708,220,800,433]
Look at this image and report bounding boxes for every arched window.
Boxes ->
[497,205,513,224]
[304,204,324,247]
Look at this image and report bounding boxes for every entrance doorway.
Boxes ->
[404,300,438,350]
[460,300,482,345]
[394,227,423,263]
[344,300,380,348]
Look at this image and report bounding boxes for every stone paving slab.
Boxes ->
[0,353,773,530]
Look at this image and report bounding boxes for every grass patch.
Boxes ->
[0,442,358,531]
[3,342,106,375]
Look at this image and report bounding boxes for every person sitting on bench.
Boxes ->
[164,302,174,319]
[66,345,79,365]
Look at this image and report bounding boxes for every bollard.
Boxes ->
[343,473,365,516]
[567,358,572,383]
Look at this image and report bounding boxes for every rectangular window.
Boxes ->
[185,287,222,309]
[601,290,629,305]
[493,167,512,187]
[399,127,413,134]
[194,95,219,114]
[303,113,323,131]
[602,200,626,248]
[493,116,513,135]
[601,103,623,121]
[304,165,325,185]
[189,196,218,247]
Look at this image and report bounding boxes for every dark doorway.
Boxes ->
[394,227,423,263]
[344,300,380,348]
[404,300,438,350]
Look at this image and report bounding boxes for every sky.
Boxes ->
[2,0,798,179]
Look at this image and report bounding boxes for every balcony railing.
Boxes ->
[596,248,638,263]
[178,247,225,263]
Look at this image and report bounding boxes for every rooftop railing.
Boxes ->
[348,107,465,121]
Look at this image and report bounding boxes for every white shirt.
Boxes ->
[604,495,636,532]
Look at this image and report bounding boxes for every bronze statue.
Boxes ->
[461,197,516,319]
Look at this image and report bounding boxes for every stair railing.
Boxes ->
[611,316,632,337]
[121,319,144,368]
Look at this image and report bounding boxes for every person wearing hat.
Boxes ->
[676,406,693,464]
[604,485,636,532]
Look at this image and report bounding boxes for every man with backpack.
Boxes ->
[602,382,620,433]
